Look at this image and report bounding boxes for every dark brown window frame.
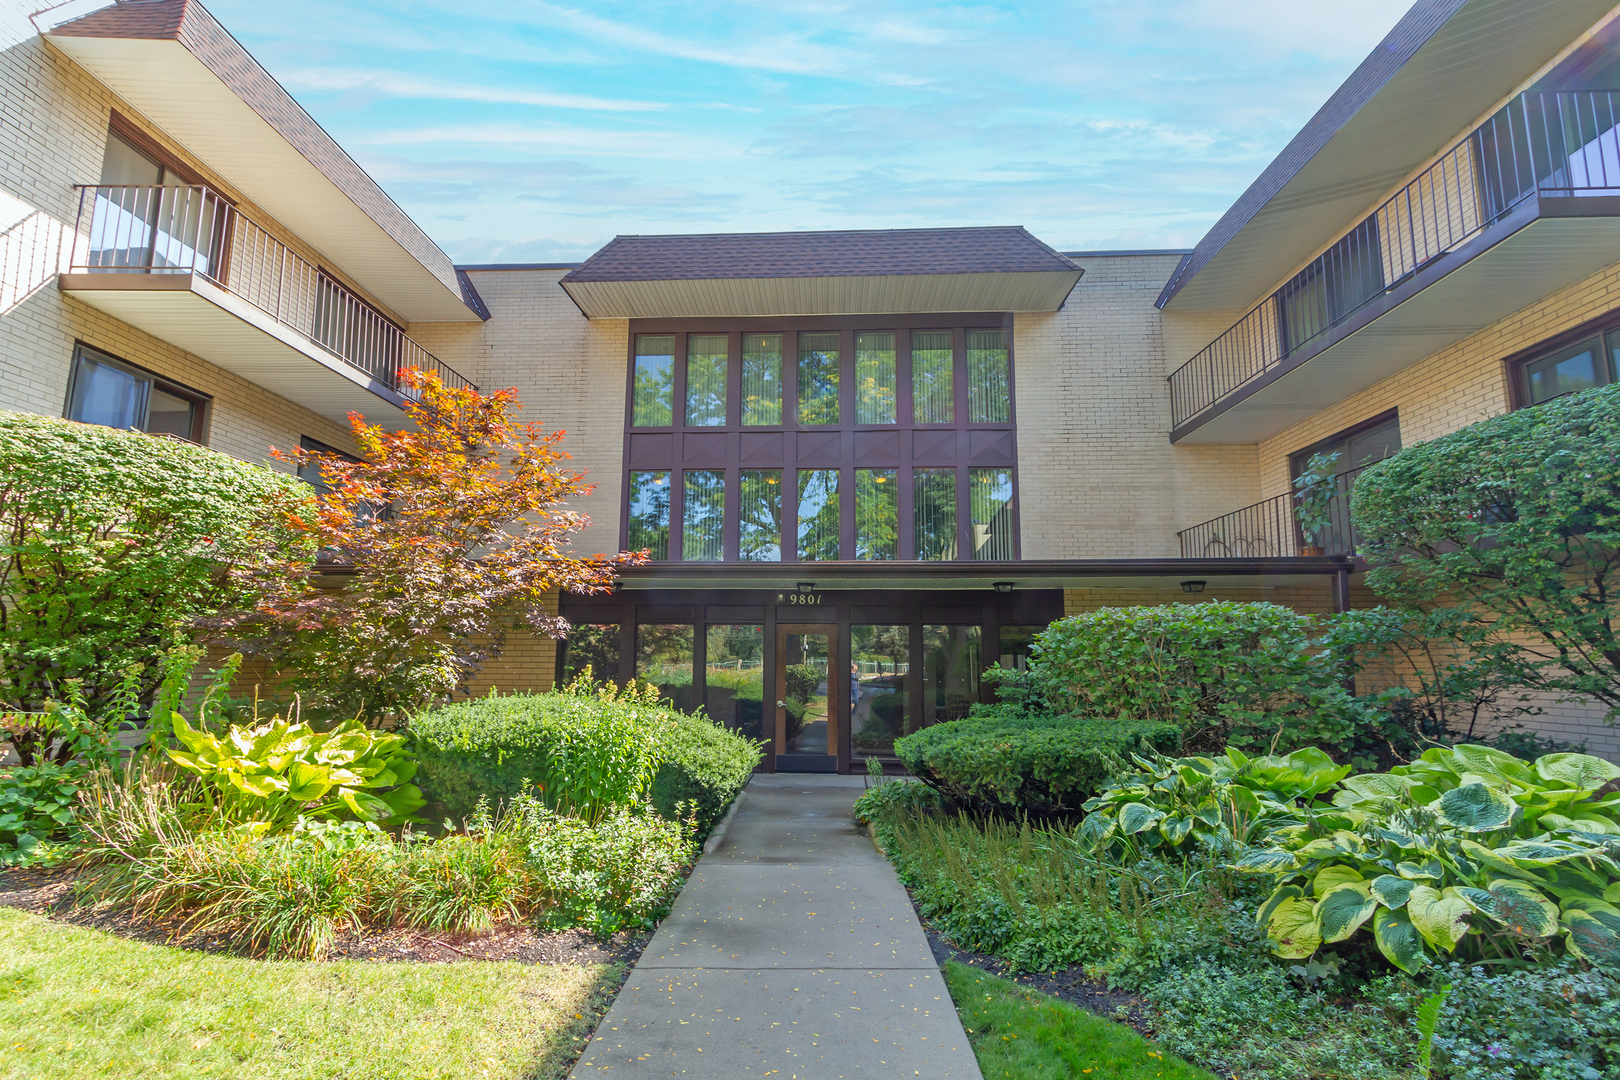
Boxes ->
[1503,306,1620,410]
[1287,408,1401,480]
[622,313,1020,563]
[108,110,210,191]
[64,341,212,444]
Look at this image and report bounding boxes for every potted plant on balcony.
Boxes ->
[1293,451,1341,556]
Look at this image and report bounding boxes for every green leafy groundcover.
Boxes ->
[894,706,1179,816]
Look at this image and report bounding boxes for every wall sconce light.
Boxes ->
[1180,580,1207,594]
[992,581,1015,594]
[796,581,816,594]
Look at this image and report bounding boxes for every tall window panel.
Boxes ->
[627,471,671,559]
[913,468,957,560]
[632,335,675,426]
[967,330,1010,423]
[855,332,896,425]
[798,333,840,425]
[855,469,898,560]
[797,469,840,560]
[682,470,725,561]
[738,470,783,561]
[912,330,954,424]
[559,624,621,684]
[685,334,728,426]
[969,468,1015,560]
[706,624,765,742]
[851,624,912,757]
[741,333,783,425]
[923,625,982,724]
[636,624,696,712]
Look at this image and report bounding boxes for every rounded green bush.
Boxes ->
[894,705,1180,816]
[649,713,761,838]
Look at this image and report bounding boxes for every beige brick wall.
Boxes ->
[1015,254,1260,558]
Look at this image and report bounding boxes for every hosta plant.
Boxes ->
[1078,747,1350,857]
[1237,749,1620,972]
[167,712,424,829]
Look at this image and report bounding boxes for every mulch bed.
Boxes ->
[0,866,650,967]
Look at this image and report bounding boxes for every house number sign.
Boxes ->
[779,592,824,605]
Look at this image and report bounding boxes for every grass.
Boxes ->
[944,962,1216,1080]
[0,907,623,1080]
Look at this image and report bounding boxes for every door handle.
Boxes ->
[776,700,787,708]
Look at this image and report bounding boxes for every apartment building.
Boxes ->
[3,0,1618,768]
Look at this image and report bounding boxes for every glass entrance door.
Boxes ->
[775,624,838,771]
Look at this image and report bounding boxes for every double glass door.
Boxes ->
[775,624,838,770]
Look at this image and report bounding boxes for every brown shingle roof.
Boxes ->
[561,226,1080,283]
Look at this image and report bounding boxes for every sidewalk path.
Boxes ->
[570,774,982,1078]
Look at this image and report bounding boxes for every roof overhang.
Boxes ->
[1172,193,1620,444]
[560,271,1083,320]
[1158,0,1619,313]
[39,0,482,323]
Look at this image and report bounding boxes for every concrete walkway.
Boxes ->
[569,774,982,1078]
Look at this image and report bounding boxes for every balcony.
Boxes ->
[1177,466,1367,560]
[58,185,474,429]
[1169,91,1620,443]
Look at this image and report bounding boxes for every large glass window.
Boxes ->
[66,345,204,442]
[855,332,897,425]
[923,625,981,725]
[741,334,783,426]
[682,470,725,561]
[632,335,675,426]
[627,471,671,559]
[560,624,621,685]
[797,469,840,560]
[738,470,782,561]
[685,334,728,426]
[856,469,897,560]
[913,468,956,560]
[967,330,1010,423]
[705,624,765,742]
[912,330,954,424]
[1522,334,1611,406]
[636,624,696,712]
[798,333,840,425]
[969,468,1014,561]
[997,625,1042,672]
[851,625,912,757]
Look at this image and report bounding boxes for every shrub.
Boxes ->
[1353,382,1620,719]
[1422,962,1620,1079]
[648,713,760,838]
[894,706,1179,816]
[852,778,944,825]
[0,412,309,754]
[1024,602,1379,759]
[410,686,673,826]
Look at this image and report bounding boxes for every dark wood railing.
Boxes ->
[1177,465,1368,558]
[69,184,474,399]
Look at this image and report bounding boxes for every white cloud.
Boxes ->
[281,68,670,112]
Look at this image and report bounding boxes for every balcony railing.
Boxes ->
[68,185,474,399]
[1177,464,1368,559]
[1169,90,1620,429]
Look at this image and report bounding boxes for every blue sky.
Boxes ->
[206,0,1415,264]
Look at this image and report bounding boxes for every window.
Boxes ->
[685,334,728,426]
[855,332,897,425]
[1288,412,1402,482]
[798,333,839,425]
[923,625,981,724]
[627,471,671,559]
[913,468,956,560]
[682,470,725,561]
[559,624,621,684]
[705,624,765,741]
[997,625,1043,672]
[632,335,675,426]
[969,468,1014,560]
[856,469,898,560]
[295,436,359,496]
[797,469,840,560]
[851,625,912,757]
[1519,333,1615,406]
[738,470,782,561]
[741,334,783,425]
[912,330,954,423]
[636,624,696,712]
[66,344,206,443]
[967,330,1010,423]
[93,122,222,277]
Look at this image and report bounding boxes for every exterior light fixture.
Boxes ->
[992,581,1015,594]
[796,581,816,594]
[1181,580,1207,594]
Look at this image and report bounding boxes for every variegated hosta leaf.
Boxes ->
[1396,859,1443,882]
[1456,879,1560,938]
[1295,831,1365,859]
[1317,883,1377,944]
[1563,909,1620,963]
[1257,883,1305,927]
[1266,898,1323,959]
[1560,898,1620,933]
[1407,886,1473,953]
[1118,802,1164,835]
[1159,815,1195,846]
[1437,783,1518,832]
[1078,810,1116,851]
[1312,865,1365,897]
[1536,753,1620,792]
[1341,773,1416,800]
[1373,907,1428,973]
[1233,847,1299,874]
[1369,875,1415,909]
[1451,744,1537,786]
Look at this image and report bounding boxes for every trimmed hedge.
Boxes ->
[649,713,761,838]
[894,705,1180,816]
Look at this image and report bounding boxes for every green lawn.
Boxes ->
[943,962,1216,1080]
[0,907,623,1080]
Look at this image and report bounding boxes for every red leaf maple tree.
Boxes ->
[226,369,644,724]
